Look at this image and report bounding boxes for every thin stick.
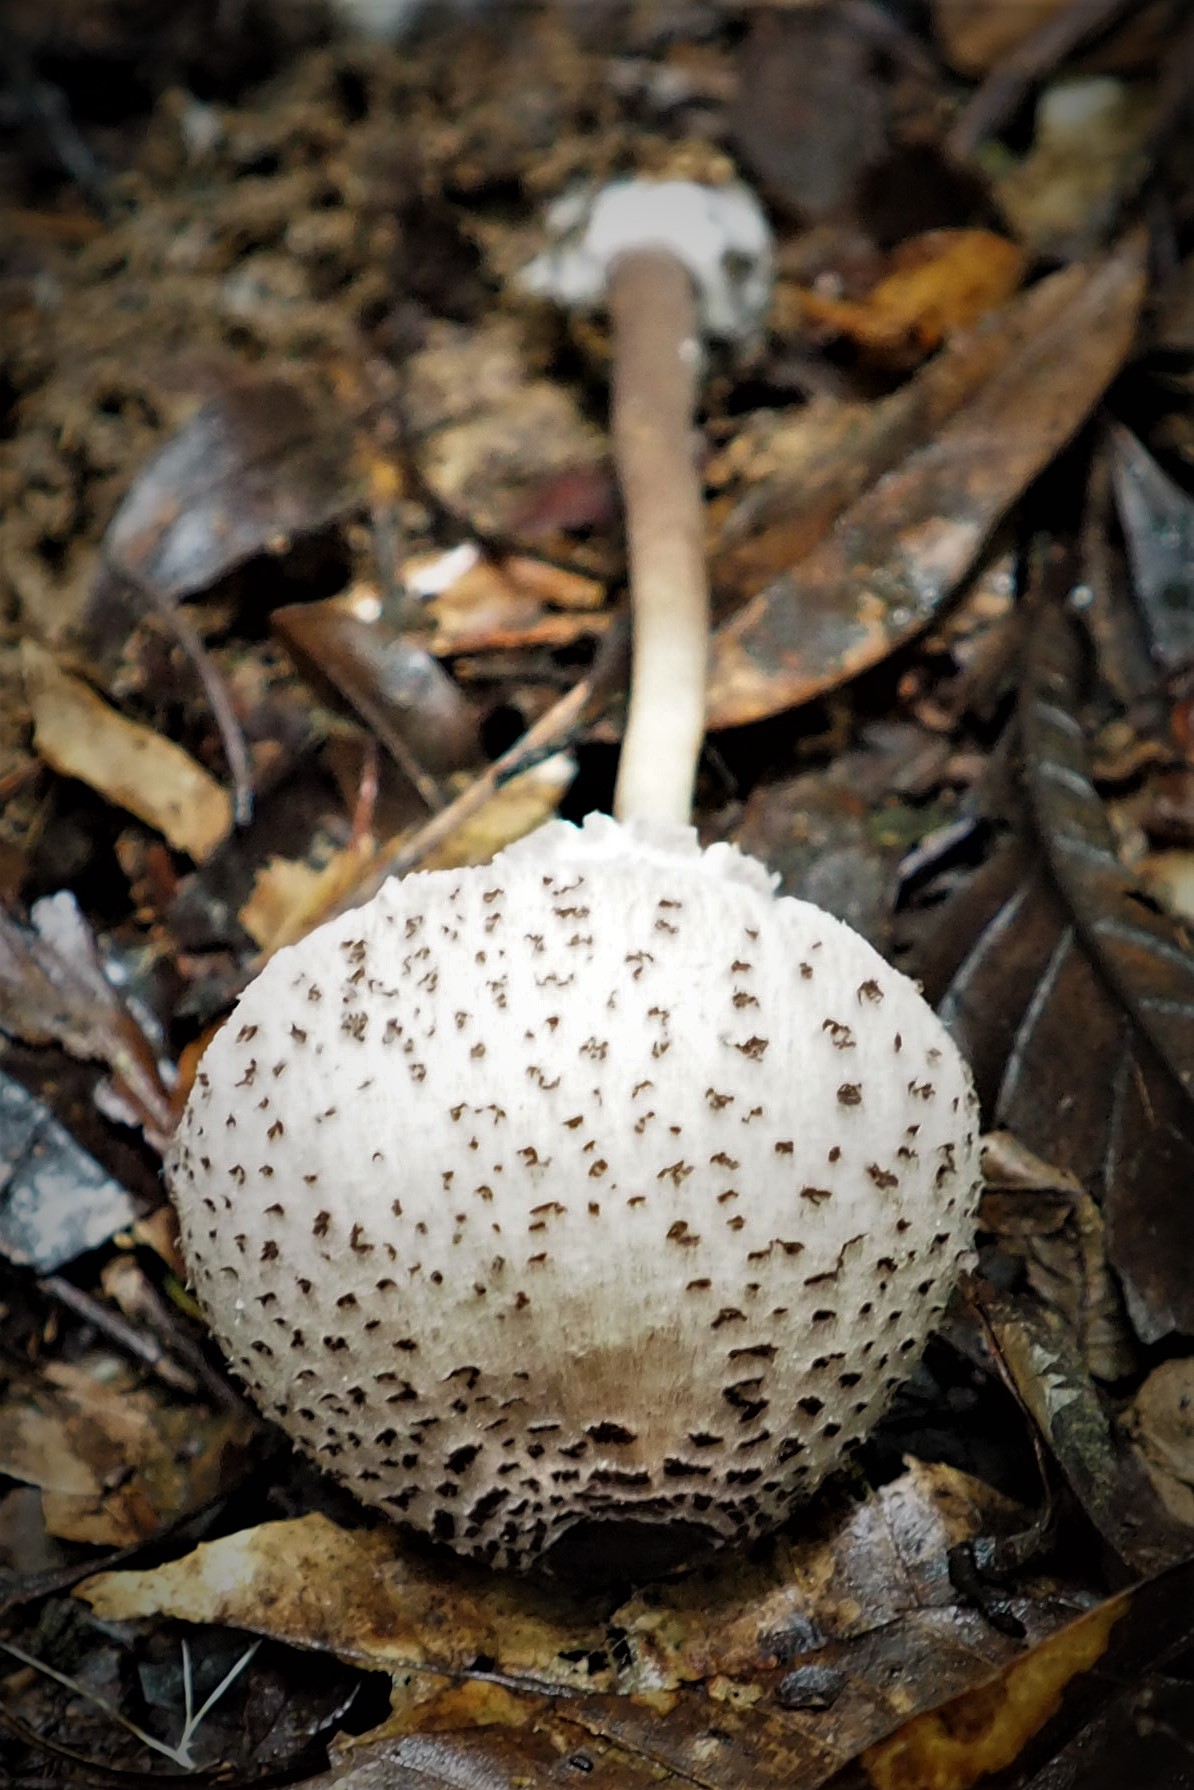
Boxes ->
[608,248,708,825]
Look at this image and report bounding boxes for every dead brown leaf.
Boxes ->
[240,752,575,956]
[272,587,483,797]
[0,1357,255,1547]
[409,551,608,657]
[980,1133,1136,1384]
[100,375,355,605]
[706,236,1146,730]
[239,842,379,957]
[978,1293,1193,1576]
[76,1464,1082,1785]
[22,640,232,862]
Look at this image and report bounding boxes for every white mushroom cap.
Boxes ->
[168,816,980,1573]
[520,179,775,342]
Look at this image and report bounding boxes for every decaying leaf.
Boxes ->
[729,722,955,951]
[1109,421,1194,676]
[101,376,356,605]
[1124,1359,1194,1529]
[418,751,576,871]
[239,841,379,957]
[1020,599,1194,1340]
[711,264,1106,606]
[922,587,1194,1347]
[849,1592,1125,1790]
[22,640,233,862]
[979,1132,1136,1383]
[706,237,1146,730]
[272,588,483,798]
[409,550,609,657]
[76,1463,1083,1784]
[0,1357,254,1546]
[239,752,576,956]
[979,1291,1193,1576]
[823,1548,1194,1789]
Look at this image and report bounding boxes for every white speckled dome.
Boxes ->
[168,817,980,1571]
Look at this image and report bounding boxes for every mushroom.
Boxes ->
[167,176,981,1577]
[169,817,979,1572]
[520,177,774,823]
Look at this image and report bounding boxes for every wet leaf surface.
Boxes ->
[821,1550,1194,1790]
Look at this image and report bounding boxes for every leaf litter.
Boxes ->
[0,2,1193,1785]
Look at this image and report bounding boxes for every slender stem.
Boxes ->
[608,247,708,826]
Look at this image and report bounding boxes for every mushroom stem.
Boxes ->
[608,247,709,827]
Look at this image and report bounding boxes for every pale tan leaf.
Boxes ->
[22,641,232,862]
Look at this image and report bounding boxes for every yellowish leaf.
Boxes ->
[22,642,232,862]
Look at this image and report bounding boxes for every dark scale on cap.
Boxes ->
[167,815,981,1572]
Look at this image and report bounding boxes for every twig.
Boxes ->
[117,563,256,828]
[0,1635,259,1772]
[37,1275,198,1396]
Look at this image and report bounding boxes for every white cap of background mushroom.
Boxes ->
[168,816,979,1572]
[167,173,981,1575]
